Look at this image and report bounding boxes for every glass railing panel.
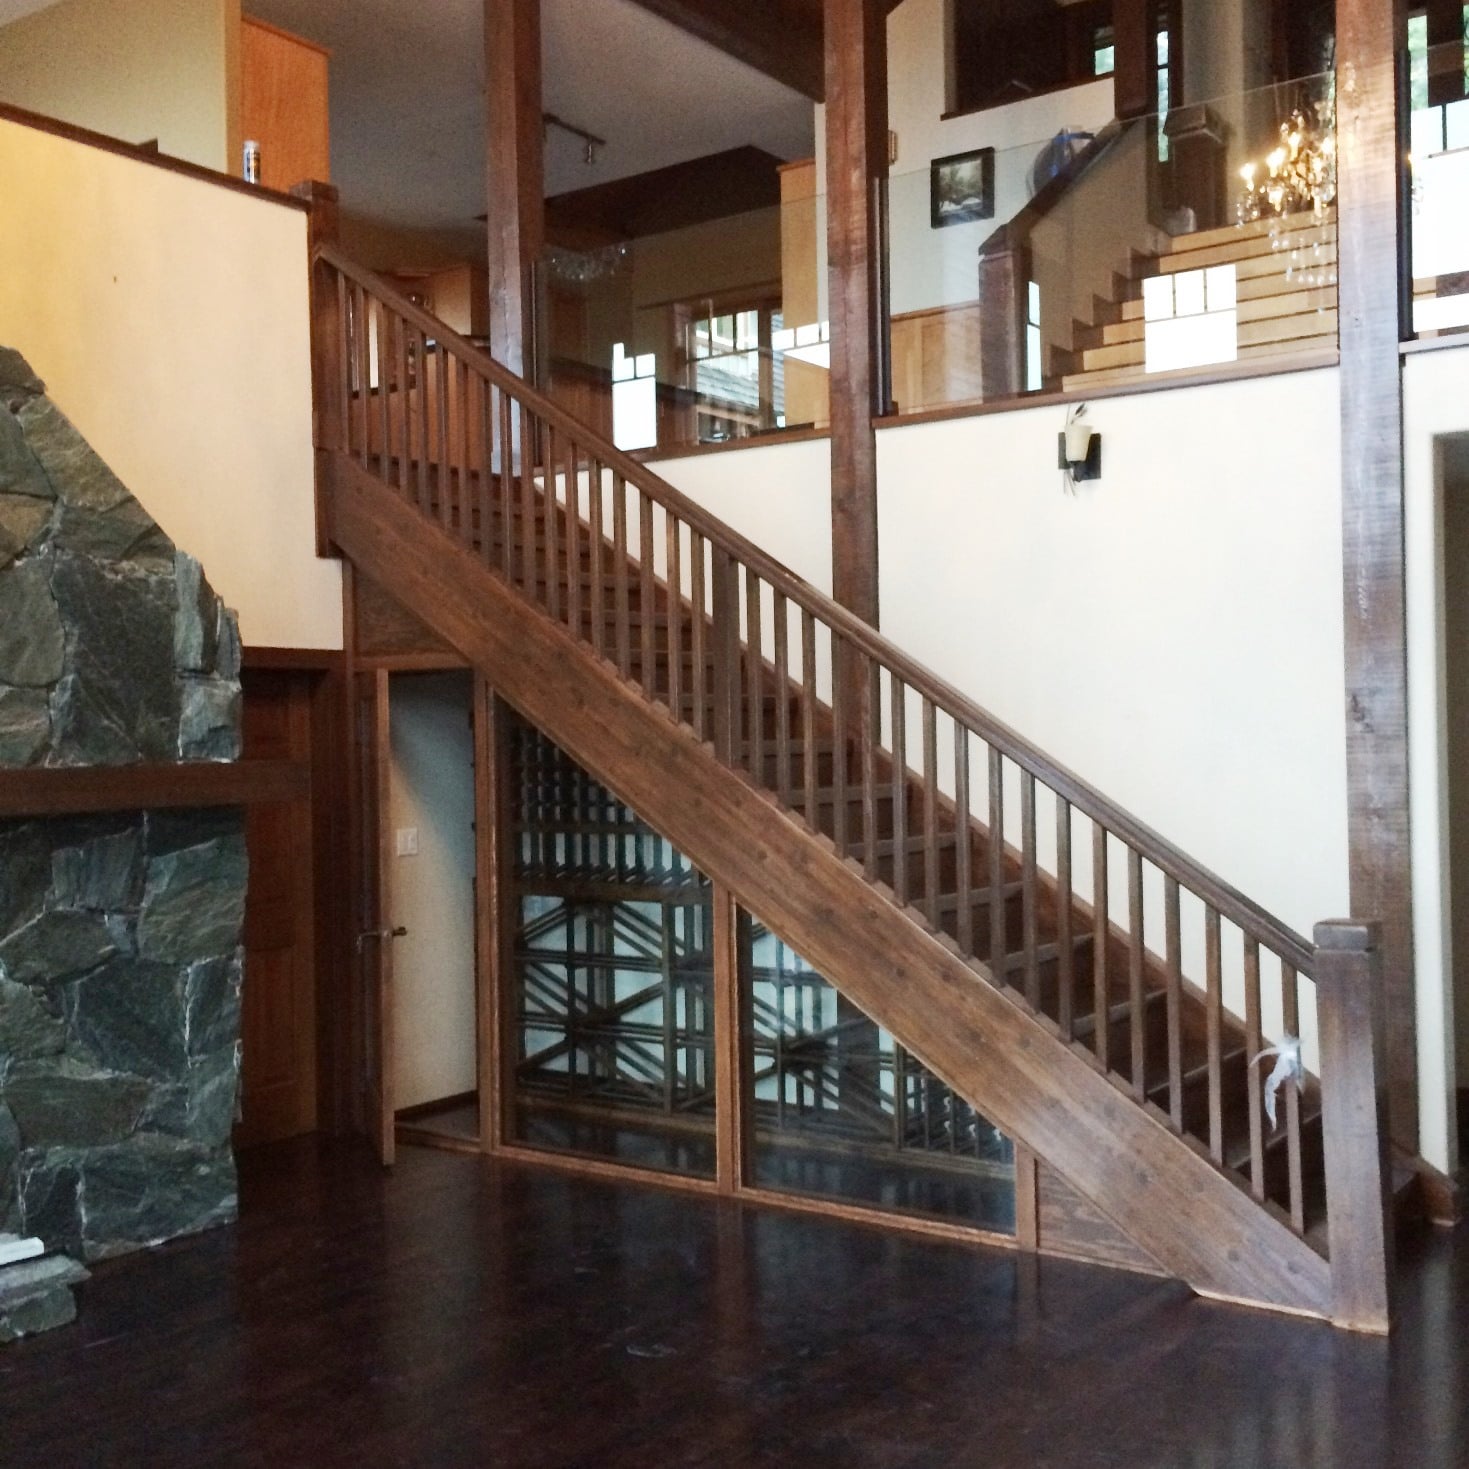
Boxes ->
[741,914,1017,1233]
[885,71,1338,416]
[1408,35,1469,340]
[508,715,718,1178]
[538,189,829,458]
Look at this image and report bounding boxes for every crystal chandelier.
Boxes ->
[1236,106,1337,225]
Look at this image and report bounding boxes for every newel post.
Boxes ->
[976,233,1030,402]
[291,180,344,555]
[1315,919,1395,1334]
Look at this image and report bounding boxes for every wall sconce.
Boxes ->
[1058,403,1101,490]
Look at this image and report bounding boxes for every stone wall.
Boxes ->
[0,348,247,1262]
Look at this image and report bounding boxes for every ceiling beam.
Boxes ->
[621,0,825,101]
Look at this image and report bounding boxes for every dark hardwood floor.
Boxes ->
[1,1138,1465,1468]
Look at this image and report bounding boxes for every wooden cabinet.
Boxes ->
[240,14,331,191]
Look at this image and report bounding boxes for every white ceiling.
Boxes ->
[245,0,814,247]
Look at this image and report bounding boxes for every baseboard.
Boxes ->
[394,1090,478,1123]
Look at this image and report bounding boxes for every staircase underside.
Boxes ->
[326,452,1334,1320]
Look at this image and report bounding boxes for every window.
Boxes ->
[1143,265,1238,373]
[685,298,786,443]
[950,0,1113,114]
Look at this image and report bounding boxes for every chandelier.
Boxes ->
[1236,106,1337,225]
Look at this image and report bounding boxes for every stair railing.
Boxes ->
[309,242,1393,1330]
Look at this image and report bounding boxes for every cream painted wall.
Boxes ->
[389,673,478,1112]
[1440,441,1469,1122]
[0,0,239,171]
[1405,344,1469,1171]
[0,116,342,649]
[885,0,1116,317]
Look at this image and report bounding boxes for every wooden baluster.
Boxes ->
[394,313,411,496]
[437,347,452,535]
[800,609,817,825]
[376,301,391,482]
[667,514,684,722]
[457,359,472,546]
[1315,921,1394,1333]
[691,531,707,741]
[891,677,908,908]
[612,475,631,678]
[520,405,537,598]
[773,591,791,805]
[1281,962,1305,1233]
[710,546,739,765]
[1206,905,1223,1165]
[923,699,939,928]
[332,272,351,454]
[860,656,877,881]
[544,424,562,622]
[1093,825,1109,1069]
[640,494,657,700]
[1244,937,1265,1201]
[988,747,1005,978]
[354,285,371,461]
[588,460,605,657]
[417,329,431,517]
[1165,876,1184,1130]
[831,635,849,855]
[497,387,514,579]
[745,570,764,780]
[1056,797,1073,1038]
[954,728,973,955]
[1021,770,1038,1006]
[564,432,582,637]
[1128,848,1145,1101]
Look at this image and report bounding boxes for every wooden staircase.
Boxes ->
[311,245,1396,1330]
[1060,209,1339,392]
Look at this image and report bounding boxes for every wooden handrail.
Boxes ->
[313,240,1314,974]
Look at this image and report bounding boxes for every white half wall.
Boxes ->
[389,672,478,1113]
[0,115,342,649]
[1405,342,1469,1170]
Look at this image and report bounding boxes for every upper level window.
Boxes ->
[949,0,1113,114]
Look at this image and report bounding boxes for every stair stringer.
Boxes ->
[326,453,1334,1321]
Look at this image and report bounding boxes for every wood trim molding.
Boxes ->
[243,645,346,671]
[0,101,310,213]
[0,760,310,819]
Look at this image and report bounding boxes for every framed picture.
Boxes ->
[930,147,996,229]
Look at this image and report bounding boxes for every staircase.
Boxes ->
[1060,209,1339,392]
[311,245,1395,1330]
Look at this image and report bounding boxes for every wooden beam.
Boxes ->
[1336,0,1415,1152]
[1112,0,1151,120]
[824,0,888,628]
[485,0,545,377]
[0,760,310,819]
[622,0,824,101]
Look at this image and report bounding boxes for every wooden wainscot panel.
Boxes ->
[240,15,331,191]
[1035,1162,1168,1277]
[354,570,464,665]
[889,302,984,417]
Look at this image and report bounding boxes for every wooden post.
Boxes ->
[293,181,344,557]
[710,548,741,766]
[1112,0,1152,121]
[485,0,544,379]
[1316,920,1395,1334]
[712,884,749,1195]
[824,0,887,630]
[976,235,1029,402]
[475,680,516,1152]
[1336,0,1415,1152]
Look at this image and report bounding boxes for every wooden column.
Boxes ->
[294,180,344,557]
[484,0,544,379]
[475,680,516,1151]
[1316,921,1395,1333]
[1336,0,1415,1152]
[824,0,888,628]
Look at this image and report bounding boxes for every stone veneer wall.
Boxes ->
[0,348,248,1261]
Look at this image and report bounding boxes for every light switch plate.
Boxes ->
[395,827,420,857]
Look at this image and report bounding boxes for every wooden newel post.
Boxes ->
[292,180,344,556]
[977,232,1030,402]
[1315,918,1395,1334]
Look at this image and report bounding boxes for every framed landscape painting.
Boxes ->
[930,147,995,228]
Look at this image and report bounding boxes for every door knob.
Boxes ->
[357,926,408,952]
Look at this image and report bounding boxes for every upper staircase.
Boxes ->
[1059,209,1339,391]
[310,244,1396,1331]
